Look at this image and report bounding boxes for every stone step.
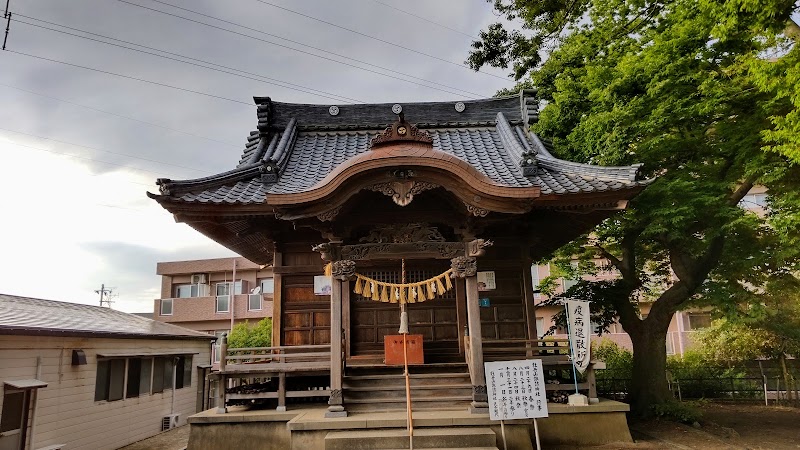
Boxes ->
[346,383,471,392]
[345,386,472,401]
[344,373,470,388]
[324,426,497,450]
[345,372,469,380]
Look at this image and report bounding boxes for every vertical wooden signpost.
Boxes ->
[485,359,548,450]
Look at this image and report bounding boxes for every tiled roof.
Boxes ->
[0,294,214,340]
[154,92,648,204]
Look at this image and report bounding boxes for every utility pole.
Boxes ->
[96,284,115,308]
[3,0,11,51]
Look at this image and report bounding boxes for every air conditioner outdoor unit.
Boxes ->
[191,273,208,284]
[161,413,180,431]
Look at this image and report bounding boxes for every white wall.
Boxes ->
[0,334,211,450]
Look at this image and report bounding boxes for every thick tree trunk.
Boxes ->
[628,318,673,417]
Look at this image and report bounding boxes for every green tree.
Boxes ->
[469,0,800,415]
[227,318,273,349]
[695,275,800,399]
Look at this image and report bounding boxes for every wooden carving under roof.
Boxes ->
[370,112,433,148]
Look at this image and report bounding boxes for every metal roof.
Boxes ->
[0,294,214,340]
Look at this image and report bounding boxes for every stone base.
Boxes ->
[188,400,632,449]
[568,393,589,406]
[276,406,287,412]
[325,406,347,418]
[469,401,489,414]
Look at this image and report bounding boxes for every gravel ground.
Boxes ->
[115,402,800,449]
[117,424,190,450]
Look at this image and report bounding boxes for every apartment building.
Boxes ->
[531,263,711,356]
[153,257,274,364]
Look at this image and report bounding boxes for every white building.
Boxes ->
[0,294,214,450]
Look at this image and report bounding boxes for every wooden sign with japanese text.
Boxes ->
[485,359,549,420]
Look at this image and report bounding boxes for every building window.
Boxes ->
[535,318,545,338]
[95,355,193,402]
[160,299,173,316]
[739,193,768,208]
[260,278,274,295]
[248,294,262,311]
[215,281,243,296]
[531,266,541,300]
[175,284,206,298]
[215,295,230,313]
[0,390,26,434]
[687,313,711,330]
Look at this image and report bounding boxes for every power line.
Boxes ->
[12,16,363,104]
[115,0,486,99]
[0,140,187,182]
[4,50,254,106]
[142,0,486,99]
[369,0,480,40]
[251,0,512,82]
[0,82,241,148]
[0,126,210,174]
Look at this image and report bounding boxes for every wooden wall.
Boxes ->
[0,335,211,450]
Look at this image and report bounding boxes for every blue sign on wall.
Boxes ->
[479,298,491,308]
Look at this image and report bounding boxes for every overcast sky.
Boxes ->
[0,0,515,312]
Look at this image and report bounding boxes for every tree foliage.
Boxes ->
[227,318,272,349]
[469,0,800,415]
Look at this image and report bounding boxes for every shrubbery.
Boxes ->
[227,318,272,349]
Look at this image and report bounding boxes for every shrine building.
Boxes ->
[149,91,647,447]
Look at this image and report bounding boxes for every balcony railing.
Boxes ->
[155,294,272,322]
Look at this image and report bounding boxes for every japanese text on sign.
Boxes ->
[565,299,591,373]
[485,359,549,420]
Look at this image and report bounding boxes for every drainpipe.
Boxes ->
[28,357,42,450]
[171,356,178,416]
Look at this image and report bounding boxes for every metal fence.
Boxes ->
[597,376,800,405]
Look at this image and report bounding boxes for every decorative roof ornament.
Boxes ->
[370,112,433,149]
[391,104,403,114]
[328,105,340,116]
[454,102,465,113]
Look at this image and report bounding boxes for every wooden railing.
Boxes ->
[482,338,571,363]
[465,337,602,400]
[215,344,333,412]
[224,344,332,373]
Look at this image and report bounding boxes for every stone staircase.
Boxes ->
[343,364,473,412]
[324,427,498,450]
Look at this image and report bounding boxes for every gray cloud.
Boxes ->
[1,0,514,311]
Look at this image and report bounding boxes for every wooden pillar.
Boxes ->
[216,334,227,413]
[343,279,352,360]
[327,260,354,418]
[522,262,538,341]
[277,372,287,412]
[452,255,489,413]
[271,250,283,348]
[456,279,467,356]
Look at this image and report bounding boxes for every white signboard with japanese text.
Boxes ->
[485,359,549,420]
[565,299,591,373]
[477,271,496,291]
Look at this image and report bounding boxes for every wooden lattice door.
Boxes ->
[350,263,460,362]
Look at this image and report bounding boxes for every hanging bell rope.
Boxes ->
[352,268,454,304]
